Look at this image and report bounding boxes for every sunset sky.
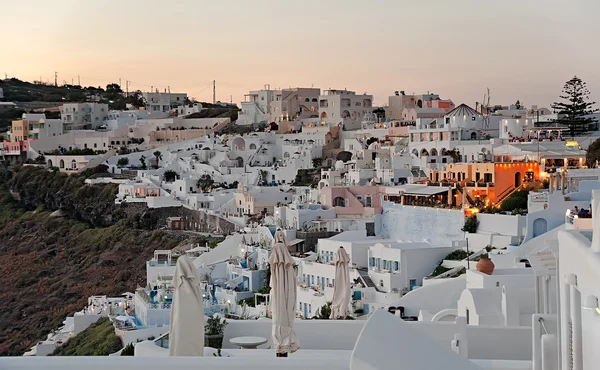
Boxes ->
[2,0,599,108]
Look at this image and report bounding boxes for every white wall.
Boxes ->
[389,275,466,317]
[380,203,464,247]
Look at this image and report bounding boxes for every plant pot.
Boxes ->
[476,257,495,275]
[205,334,224,349]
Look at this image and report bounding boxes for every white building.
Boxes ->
[236,86,277,126]
[269,87,320,123]
[61,102,109,130]
[143,91,187,113]
[318,89,373,131]
[176,102,204,117]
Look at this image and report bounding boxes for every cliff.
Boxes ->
[0,165,209,355]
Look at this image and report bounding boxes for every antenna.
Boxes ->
[213,80,216,104]
[54,72,58,87]
[126,80,129,96]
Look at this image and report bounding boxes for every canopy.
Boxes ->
[269,230,299,354]
[331,247,351,319]
[169,255,205,356]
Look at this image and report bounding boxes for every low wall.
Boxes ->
[222,319,366,350]
[116,326,170,346]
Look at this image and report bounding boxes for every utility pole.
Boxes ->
[54,72,58,87]
[126,80,129,96]
[213,80,216,104]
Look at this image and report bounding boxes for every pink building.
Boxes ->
[320,186,383,216]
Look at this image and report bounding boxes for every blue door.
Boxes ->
[363,303,370,315]
[303,303,308,319]
[409,279,417,291]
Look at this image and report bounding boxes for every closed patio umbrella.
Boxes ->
[269,230,299,357]
[330,246,351,319]
[169,255,205,356]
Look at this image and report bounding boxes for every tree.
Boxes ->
[315,301,332,319]
[551,76,599,137]
[586,138,600,167]
[117,157,129,168]
[126,90,146,108]
[197,174,214,193]
[153,151,162,168]
[163,170,178,182]
[139,155,147,170]
[104,83,123,101]
[312,157,323,168]
[336,151,352,163]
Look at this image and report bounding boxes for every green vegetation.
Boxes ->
[586,138,600,168]
[336,151,352,163]
[51,318,122,356]
[500,190,529,213]
[197,174,214,192]
[205,316,228,336]
[293,169,320,187]
[117,157,129,168]
[120,343,135,356]
[461,215,479,233]
[163,170,178,182]
[315,301,332,319]
[551,76,598,137]
[444,249,472,261]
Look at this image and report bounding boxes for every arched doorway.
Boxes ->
[59,159,65,168]
[47,159,53,168]
[320,112,327,119]
[430,148,438,156]
[532,218,547,237]
[470,132,477,140]
[236,156,243,167]
[515,172,521,187]
[420,149,429,157]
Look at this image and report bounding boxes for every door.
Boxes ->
[533,218,548,237]
[363,303,370,315]
[303,303,308,319]
[409,279,417,291]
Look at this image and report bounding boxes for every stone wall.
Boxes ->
[180,207,241,235]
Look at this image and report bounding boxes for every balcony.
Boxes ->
[565,214,593,229]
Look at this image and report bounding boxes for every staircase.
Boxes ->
[495,185,521,207]
[456,182,476,206]
[360,275,376,289]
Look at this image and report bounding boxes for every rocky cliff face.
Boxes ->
[0,166,207,355]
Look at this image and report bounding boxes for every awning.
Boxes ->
[403,186,449,196]
[288,239,304,247]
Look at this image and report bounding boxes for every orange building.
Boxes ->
[429,162,540,206]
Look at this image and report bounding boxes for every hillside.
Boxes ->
[0,165,209,355]
[50,317,122,356]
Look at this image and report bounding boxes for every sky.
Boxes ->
[1,0,600,108]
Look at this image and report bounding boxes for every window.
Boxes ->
[94,143,97,148]
[466,308,470,324]
[370,257,375,267]
[333,197,346,207]
[394,261,399,271]
[366,196,372,207]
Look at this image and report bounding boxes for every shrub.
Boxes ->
[461,215,479,233]
[500,190,529,213]
[205,316,227,335]
[315,301,332,319]
[163,170,178,182]
[120,343,134,356]
[51,317,122,356]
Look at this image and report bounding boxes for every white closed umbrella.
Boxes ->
[269,230,299,356]
[331,246,351,319]
[169,255,205,356]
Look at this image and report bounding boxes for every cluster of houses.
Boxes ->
[11,84,600,370]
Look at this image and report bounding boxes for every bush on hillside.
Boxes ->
[500,190,529,213]
[51,317,122,356]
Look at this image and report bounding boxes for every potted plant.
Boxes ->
[205,314,228,348]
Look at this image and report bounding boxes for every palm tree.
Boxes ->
[153,151,162,168]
